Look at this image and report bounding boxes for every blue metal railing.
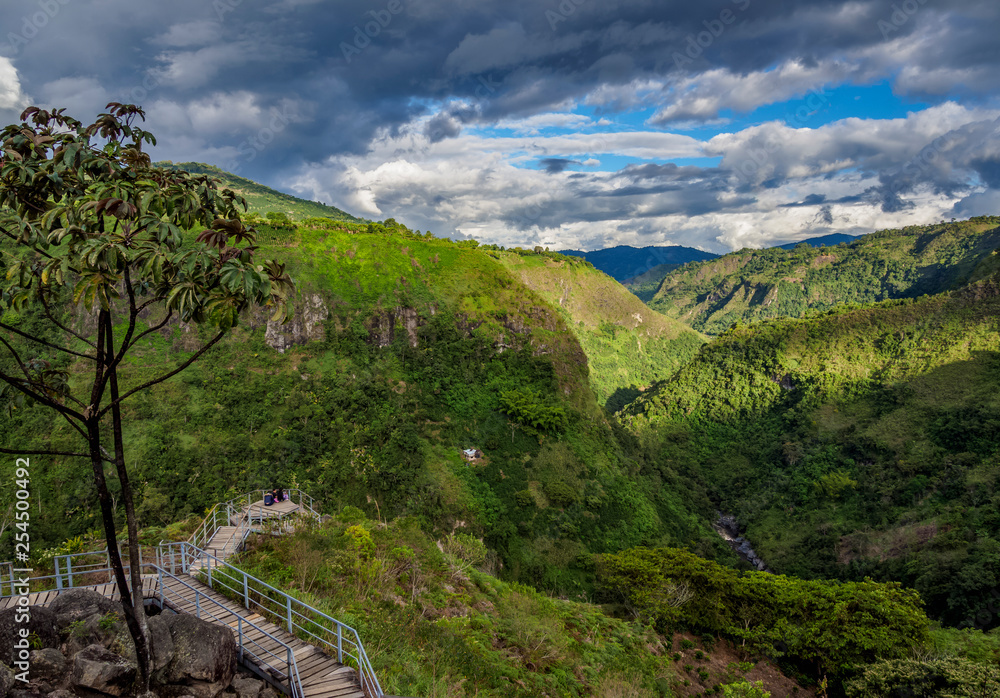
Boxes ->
[158,541,382,698]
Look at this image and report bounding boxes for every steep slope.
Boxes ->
[0,225,723,592]
[623,273,1000,629]
[494,250,706,410]
[647,216,1000,334]
[157,161,362,222]
[559,245,717,282]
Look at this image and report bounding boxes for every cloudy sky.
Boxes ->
[1,0,999,252]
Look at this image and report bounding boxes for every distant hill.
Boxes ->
[645,216,1000,334]
[558,245,717,282]
[157,162,362,222]
[775,233,859,249]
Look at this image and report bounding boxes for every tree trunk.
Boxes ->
[105,319,152,690]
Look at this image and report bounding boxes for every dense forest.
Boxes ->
[3,162,999,696]
[645,217,1000,334]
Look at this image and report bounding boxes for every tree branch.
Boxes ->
[124,310,174,352]
[97,328,228,418]
[0,370,86,420]
[40,291,98,349]
[0,223,58,263]
[0,322,96,360]
[0,446,89,458]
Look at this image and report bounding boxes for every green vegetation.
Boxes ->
[157,161,362,223]
[625,273,1000,633]
[228,511,680,698]
[646,217,1000,334]
[494,249,706,409]
[598,547,928,679]
[0,217,723,599]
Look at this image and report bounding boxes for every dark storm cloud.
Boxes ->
[1,0,998,241]
[539,157,580,173]
[5,0,999,172]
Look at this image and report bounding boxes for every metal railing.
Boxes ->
[159,541,382,698]
[188,489,320,553]
[153,564,304,698]
[0,551,305,698]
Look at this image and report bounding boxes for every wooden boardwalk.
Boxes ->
[0,573,363,698]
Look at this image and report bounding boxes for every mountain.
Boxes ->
[645,216,1000,334]
[558,245,718,282]
[775,232,859,249]
[157,161,362,222]
[2,220,724,598]
[623,271,1000,631]
[492,250,705,410]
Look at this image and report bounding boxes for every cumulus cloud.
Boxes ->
[1,0,997,250]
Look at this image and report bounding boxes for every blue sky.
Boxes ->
[1,0,998,252]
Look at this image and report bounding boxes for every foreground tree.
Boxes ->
[0,104,294,691]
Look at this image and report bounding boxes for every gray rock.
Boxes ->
[147,615,175,681]
[230,675,264,698]
[50,589,121,630]
[0,663,15,698]
[157,614,236,698]
[258,688,280,698]
[0,606,60,666]
[27,647,66,686]
[71,644,136,697]
[45,691,75,698]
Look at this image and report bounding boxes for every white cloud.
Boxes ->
[0,57,28,111]
[285,103,998,252]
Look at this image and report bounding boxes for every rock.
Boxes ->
[27,647,67,687]
[259,688,280,698]
[71,644,137,697]
[147,615,175,681]
[50,589,121,630]
[158,614,236,698]
[0,606,60,665]
[230,676,264,698]
[45,691,75,698]
[0,663,15,697]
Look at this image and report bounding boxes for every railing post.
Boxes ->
[54,557,63,591]
[67,556,73,588]
[337,624,343,663]
[207,553,212,589]
[158,566,164,608]
[286,646,293,697]
[195,590,201,618]
[243,574,249,609]
[237,617,244,661]
[181,544,188,576]
[286,595,293,633]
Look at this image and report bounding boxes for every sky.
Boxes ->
[1,0,999,252]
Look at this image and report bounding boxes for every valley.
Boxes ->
[2,157,998,697]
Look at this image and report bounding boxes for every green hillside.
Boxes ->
[623,272,1000,630]
[0,222,724,597]
[646,217,1000,334]
[493,250,706,410]
[157,161,363,222]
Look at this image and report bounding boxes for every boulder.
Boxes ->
[0,606,59,665]
[50,589,121,630]
[147,615,175,681]
[157,614,236,698]
[71,644,136,697]
[230,675,264,698]
[26,647,67,688]
[0,663,15,697]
